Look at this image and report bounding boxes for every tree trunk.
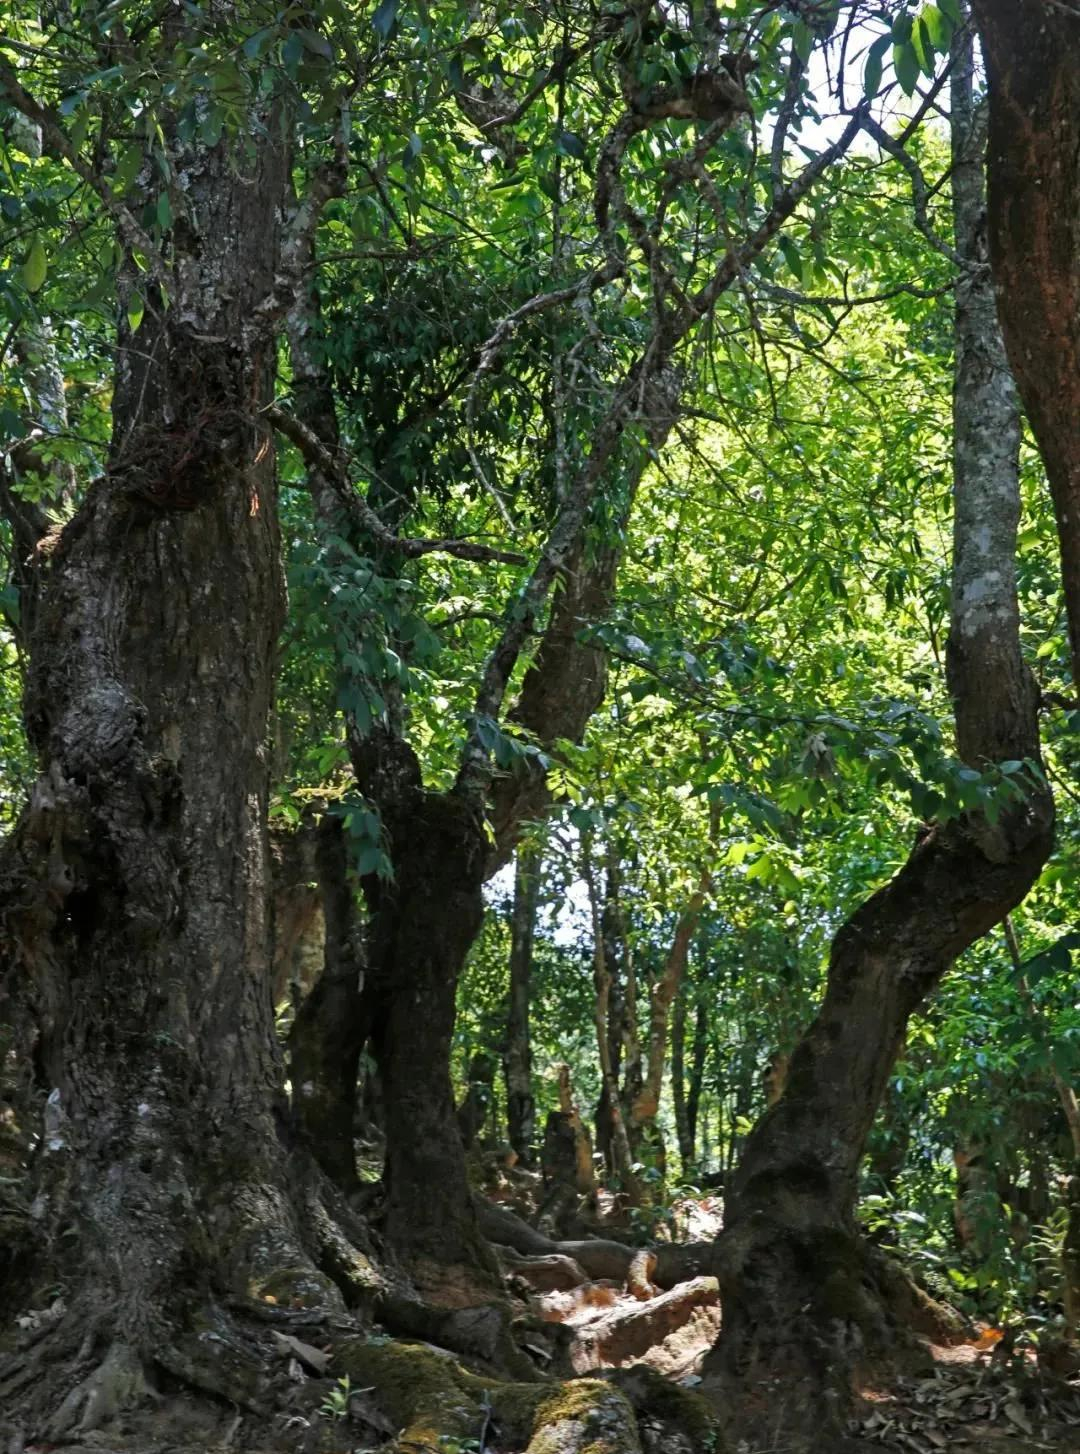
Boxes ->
[687,997,709,1167]
[969,7,1080,1327]
[0,83,376,1438]
[671,970,692,1171]
[707,21,1053,1433]
[364,778,501,1293]
[627,873,709,1190]
[584,844,639,1201]
[505,841,541,1164]
[972,0,1080,683]
[286,815,366,1191]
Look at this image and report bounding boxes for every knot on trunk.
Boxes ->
[110,328,257,510]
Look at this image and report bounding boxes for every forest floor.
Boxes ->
[4,1189,1079,1454]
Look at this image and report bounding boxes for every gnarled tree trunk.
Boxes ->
[363,769,501,1291]
[708,20,1054,1433]
[284,814,366,1191]
[0,70,374,1440]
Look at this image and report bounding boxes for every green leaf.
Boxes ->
[199,106,225,146]
[372,0,398,42]
[242,27,273,60]
[919,4,951,52]
[355,841,383,876]
[113,142,143,196]
[791,20,814,64]
[156,191,172,230]
[912,17,935,74]
[863,33,891,99]
[893,40,920,97]
[298,27,334,61]
[22,235,47,293]
[779,234,801,278]
[127,291,145,332]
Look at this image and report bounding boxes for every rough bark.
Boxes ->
[707,21,1054,1434]
[505,842,541,1164]
[286,815,367,1190]
[269,817,323,1009]
[971,0,1080,683]
[0,67,378,1440]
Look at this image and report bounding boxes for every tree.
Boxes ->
[972,0,1080,682]
[707,11,1054,1434]
[0,6,382,1432]
[269,0,866,1287]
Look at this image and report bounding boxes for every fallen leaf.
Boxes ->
[1003,1400,1033,1435]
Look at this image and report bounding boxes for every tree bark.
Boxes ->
[362,770,501,1292]
[0,69,376,1439]
[971,0,1080,684]
[285,815,367,1191]
[505,841,541,1164]
[584,843,638,1201]
[708,20,1054,1433]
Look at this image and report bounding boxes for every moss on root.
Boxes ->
[333,1337,717,1453]
[613,1365,721,1447]
[251,1265,341,1308]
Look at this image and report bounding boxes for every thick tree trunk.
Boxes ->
[505,842,541,1164]
[972,0,1080,683]
[707,22,1053,1433]
[0,93,377,1439]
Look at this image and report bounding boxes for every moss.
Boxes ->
[334,1339,644,1451]
[252,1264,340,1309]
[615,1366,721,1447]
[527,1380,640,1454]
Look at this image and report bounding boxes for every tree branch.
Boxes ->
[266,406,526,565]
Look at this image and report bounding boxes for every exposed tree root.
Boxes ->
[477,1196,716,1288]
[0,1159,375,1441]
[48,1340,158,1438]
[567,1276,721,1373]
[496,1244,591,1292]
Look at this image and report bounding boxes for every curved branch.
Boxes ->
[266,406,526,566]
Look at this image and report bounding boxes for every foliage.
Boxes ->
[1,0,1075,1341]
